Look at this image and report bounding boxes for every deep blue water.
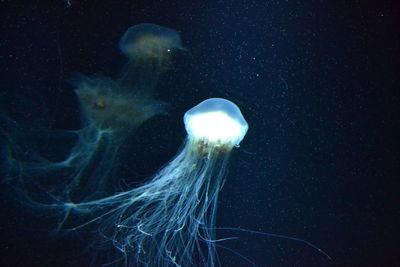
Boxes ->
[1,0,398,266]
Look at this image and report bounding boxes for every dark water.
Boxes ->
[1,0,398,266]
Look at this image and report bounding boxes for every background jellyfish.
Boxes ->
[118,23,186,91]
[1,23,185,207]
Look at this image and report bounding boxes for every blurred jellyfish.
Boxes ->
[62,98,248,266]
[59,75,167,202]
[1,23,185,204]
[118,23,186,91]
[74,76,164,132]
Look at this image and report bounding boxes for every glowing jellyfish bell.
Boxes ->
[66,98,248,266]
[184,98,248,154]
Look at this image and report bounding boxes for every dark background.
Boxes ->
[1,0,399,266]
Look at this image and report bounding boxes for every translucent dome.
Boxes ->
[184,98,248,146]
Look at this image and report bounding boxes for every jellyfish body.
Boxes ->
[119,23,183,62]
[65,98,248,266]
[117,24,186,90]
[73,75,166,133]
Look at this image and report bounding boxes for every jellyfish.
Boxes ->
[60,98,248,266]
[1,23,184,205]
[117,23,186,91]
